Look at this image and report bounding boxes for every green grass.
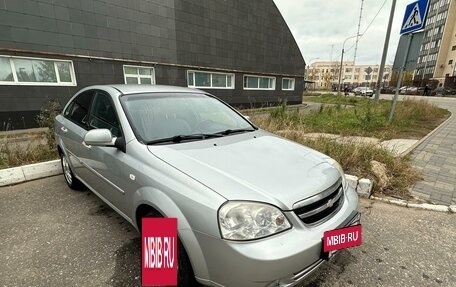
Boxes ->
[305,93,364,105]
[254,94,450,140]
[299,137,420,197]
[245,95,451,197]
[0,99,61,169]
[0,140,58,169]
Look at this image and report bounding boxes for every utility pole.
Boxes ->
[353,0,364,64]
[338,35,359,95]
[329,44,334,89]
[374,0,396,105]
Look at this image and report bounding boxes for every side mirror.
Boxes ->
[84,129,115,146]
[243,115,251,121]
[84,129,126,153]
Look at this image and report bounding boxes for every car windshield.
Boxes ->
[121,92,255,143]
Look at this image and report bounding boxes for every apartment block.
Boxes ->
[307,61,392,89]
[414,0,456,83]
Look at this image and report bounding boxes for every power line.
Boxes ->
[334,0,389,62]
[361,0,388,36]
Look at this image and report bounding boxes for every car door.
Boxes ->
[56,90,95,177]
[82,90,130,217]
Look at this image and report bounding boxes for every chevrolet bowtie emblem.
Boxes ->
[327,198,334,208]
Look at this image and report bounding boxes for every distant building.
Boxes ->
[0,0,304,130]
[395,0,456,85]
[307,61,392,89]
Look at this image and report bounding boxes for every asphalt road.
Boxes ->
[0,176,455,287]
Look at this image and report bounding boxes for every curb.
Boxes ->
[400,110,454,156]
[347,175,455,213]
[0,160,62,187]
[348,105,455,212]
[370,196,456,213]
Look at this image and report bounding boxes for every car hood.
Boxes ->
[147,131,341,210]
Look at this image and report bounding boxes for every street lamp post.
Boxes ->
[338,35,360,95]
[305,57,320,92]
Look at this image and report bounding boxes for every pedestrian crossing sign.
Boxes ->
[400,0,430,34]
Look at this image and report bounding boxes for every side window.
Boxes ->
[89,91,121,137]
[64,91,94,128]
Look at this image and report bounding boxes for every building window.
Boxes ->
[449,60,453,65]
[187,70,234,89]
[243,75,276,90]
[345,68,352,73]
[282,78,295,90]
[452,46,456,51]
[123,65,155,85]
[0,55,76,86]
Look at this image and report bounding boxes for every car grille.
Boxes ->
[293,178,344,225]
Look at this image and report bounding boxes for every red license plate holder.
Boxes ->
[323,224,362,254]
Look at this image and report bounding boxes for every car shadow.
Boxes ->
[110,237,142,287]
[299,249,358,286]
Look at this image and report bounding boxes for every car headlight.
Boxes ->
[218,201,291,241]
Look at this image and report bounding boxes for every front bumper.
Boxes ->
[194,186,360,287]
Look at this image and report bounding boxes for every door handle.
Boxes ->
[61,126,68,133]
[82,141,91,149]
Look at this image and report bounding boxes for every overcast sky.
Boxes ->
[274,0,413,66]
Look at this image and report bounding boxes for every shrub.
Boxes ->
[36,99,62,149]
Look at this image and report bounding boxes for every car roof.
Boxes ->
[85,84,206,96]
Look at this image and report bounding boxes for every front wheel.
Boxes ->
[60,152,83,190]
[177,240,198,286]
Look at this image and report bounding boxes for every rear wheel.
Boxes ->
[141,211,198,286]
[60,151,83,190]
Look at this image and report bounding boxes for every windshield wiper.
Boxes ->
[146,133,223,145]
[215,128,257,135]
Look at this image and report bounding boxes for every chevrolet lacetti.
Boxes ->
[54,85,361,286]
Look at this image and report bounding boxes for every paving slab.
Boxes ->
[406,96,456,206]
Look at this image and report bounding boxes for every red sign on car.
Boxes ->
[142,218,178,286]
[323,224,362,252]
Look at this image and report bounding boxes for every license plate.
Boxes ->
[323,224,362,253]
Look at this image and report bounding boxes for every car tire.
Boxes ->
[142,211,198,287]
[177,240,198,286]
[60,151,84,190]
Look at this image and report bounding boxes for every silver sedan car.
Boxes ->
[55,85,360,286]
[354,87,374,97]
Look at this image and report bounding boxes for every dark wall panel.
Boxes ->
[0,0,305,130]
[0,0,178,62]
[174,0,304,76]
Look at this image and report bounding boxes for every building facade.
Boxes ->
[307,61,392,90]
[413,0,456,84]
[0,0,305,130]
